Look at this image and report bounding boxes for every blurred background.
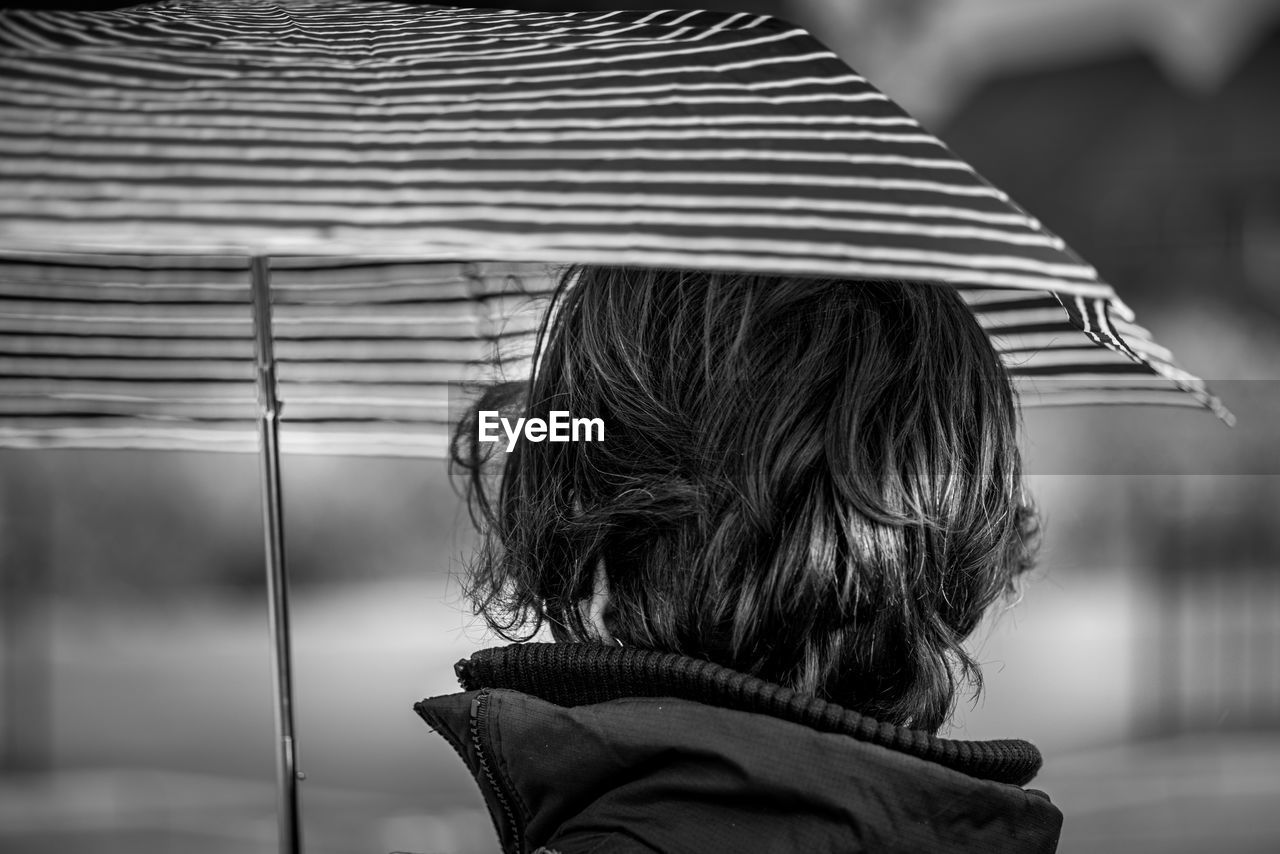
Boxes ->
[1,0,1278,852]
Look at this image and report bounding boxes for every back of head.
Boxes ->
[452,265,1039,732]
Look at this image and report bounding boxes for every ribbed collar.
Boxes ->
[453,642,1043,787]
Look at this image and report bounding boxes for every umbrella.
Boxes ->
[0,2,1232,852]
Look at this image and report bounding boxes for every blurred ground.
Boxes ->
[1,570,1278,854]
[0,579,495,854]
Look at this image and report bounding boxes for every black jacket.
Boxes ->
[415,643,1062,853]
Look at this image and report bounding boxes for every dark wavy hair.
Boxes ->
[451,265,1039,732]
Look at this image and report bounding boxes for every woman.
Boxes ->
[416,265,1061,853]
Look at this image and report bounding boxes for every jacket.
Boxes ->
[415,643,1062,853]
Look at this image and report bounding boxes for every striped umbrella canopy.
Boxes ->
[0,0,1231,461]
[0,3,1231,853]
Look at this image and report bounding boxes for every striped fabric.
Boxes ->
[0,254,553,455]
[0,1,1230,456]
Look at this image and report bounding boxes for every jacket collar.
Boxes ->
[418,643,1062,854]
[451,641,1043,786]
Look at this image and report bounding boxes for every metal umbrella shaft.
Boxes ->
[250,256,303,854]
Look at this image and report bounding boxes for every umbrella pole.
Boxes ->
[250,256,303,854]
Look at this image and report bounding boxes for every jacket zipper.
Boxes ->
[471,689,524,854]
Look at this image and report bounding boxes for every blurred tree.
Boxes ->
[939,25,1280,324]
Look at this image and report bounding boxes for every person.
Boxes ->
[416,265,1062,853]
